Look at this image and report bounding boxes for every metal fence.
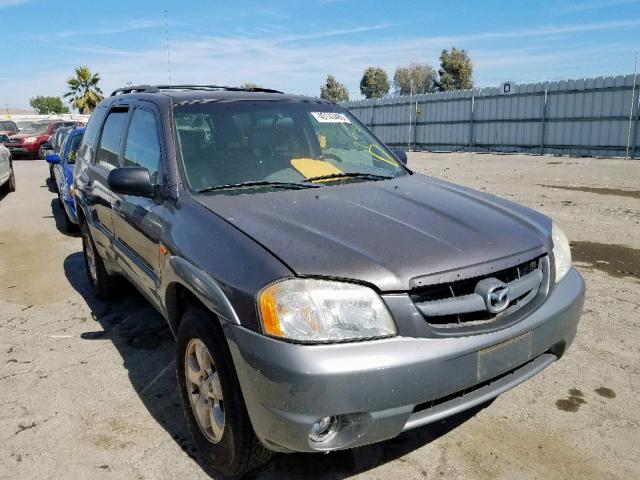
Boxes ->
[344,74,640,158]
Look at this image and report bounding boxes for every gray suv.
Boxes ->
[73,85,585,477]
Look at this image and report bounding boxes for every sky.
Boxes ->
[1,0,639,110]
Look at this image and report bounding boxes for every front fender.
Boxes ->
[161,256,241,335]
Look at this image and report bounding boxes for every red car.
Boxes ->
[5,120,79,158]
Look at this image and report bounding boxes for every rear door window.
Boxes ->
[95,109,128,168]
[123,108,162,184]
[78,106,107,164]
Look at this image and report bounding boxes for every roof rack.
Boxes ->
[110,84,284,96]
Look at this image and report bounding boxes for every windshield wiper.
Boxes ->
[197,180,320,193]
[303,172,394,183]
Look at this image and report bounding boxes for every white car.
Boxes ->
[0,142,16,194]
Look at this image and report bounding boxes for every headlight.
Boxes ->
[258,278,396,343]
[552,223,572,283]
[24,136,38,144]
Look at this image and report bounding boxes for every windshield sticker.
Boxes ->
[311,112,351,123]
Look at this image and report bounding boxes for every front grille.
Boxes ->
[411,255,548,330]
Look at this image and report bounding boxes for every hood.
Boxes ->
[196,174,552,291]
[9,133,46,142]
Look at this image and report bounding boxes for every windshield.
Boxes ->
[21,123,49,135]
[173,101,406,192]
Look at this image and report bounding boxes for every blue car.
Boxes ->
[46,127,84,232]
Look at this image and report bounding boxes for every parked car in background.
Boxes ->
[46,125,74,182]
[0,142,15,194]
[47,127,84,232]
[0,120,18,136]
[5,120,78,159]
[74,84,584,477]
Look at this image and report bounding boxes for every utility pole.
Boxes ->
[626,51,638,159]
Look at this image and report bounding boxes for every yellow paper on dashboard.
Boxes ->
[291,158,342,180]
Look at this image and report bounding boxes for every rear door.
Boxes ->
[111,104,165,299]
[82,106,129,257]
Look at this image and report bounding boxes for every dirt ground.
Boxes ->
[0,152,638,479]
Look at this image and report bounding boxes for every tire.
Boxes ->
[176,307,272,477]
[80,221,118,298]
[60,200,77,233]
[38,145,45,160]
[7,168,15,192]
[2,167,15,193]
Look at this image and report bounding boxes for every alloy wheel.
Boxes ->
[184,338,225,443]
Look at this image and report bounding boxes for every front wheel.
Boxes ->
[176,307,272,477]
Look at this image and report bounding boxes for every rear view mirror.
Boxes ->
[391,149,408,165]
[107,167,154,197]
[45,153,61,164]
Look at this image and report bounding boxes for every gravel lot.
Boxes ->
[1,152,639,479]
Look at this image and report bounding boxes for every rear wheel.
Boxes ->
[176,307,272,477]
[81,222,118,298]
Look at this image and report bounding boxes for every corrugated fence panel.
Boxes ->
[343,73,640,158]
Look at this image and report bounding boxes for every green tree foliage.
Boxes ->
[240,82,261,90]
[29,96,69,114]
[393,63,437,95]
[360,66,390,99]
[64,66,103,114]
[437,48,473,91]
[320,74,349,102]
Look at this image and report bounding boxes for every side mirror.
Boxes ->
[391,149,408,165]
[45,153,61,164]
[107,167,154,197]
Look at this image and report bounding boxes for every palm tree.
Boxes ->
[64,66,104,114]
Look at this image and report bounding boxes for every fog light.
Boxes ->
[309,416,337,443]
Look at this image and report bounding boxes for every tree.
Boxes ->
[320,74,349,102]
[393,63,437,95]
[64,66,103,114]
[437,48,473,91]
[29,96,69,114]
[360,66,390,99]
[240,82,260,90]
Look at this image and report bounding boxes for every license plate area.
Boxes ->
[477,332,532,382]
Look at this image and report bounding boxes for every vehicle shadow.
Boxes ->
[63,251,489,479]
[49,198,79,237]
[44,176,57,193]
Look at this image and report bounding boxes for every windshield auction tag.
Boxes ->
[311,112,351,123]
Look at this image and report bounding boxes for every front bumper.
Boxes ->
[224,268,585,453]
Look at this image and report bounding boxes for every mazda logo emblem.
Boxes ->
[474,278,511,314]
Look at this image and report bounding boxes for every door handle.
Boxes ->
[78,180,93,193]
[112,199,124,217]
